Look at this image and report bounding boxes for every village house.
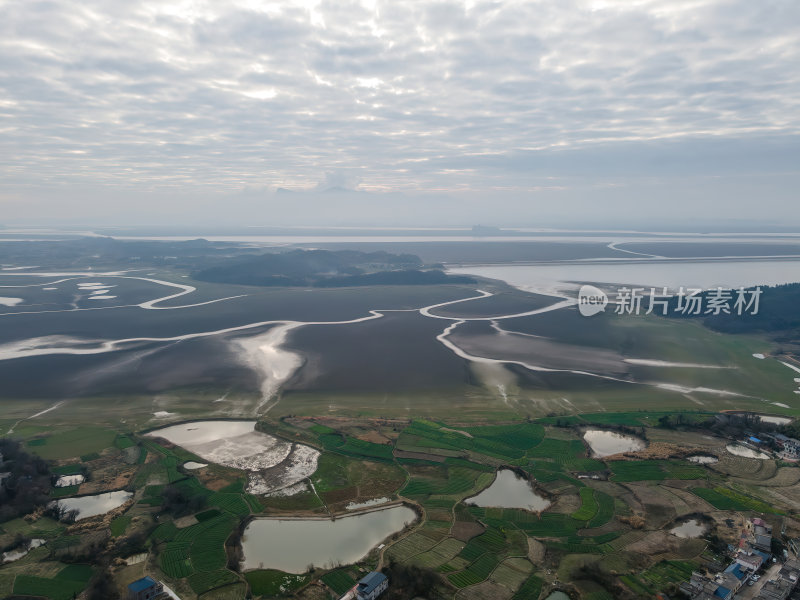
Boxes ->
[735,551,766,572]
[772,434,800,458]
[757,578,795,600]
[779,559,800,584]
[744,518,775,554]
[355,571,388,600]
[680,571,736,600]
[126,576,164,600]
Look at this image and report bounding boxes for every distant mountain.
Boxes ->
[192,249,476,287]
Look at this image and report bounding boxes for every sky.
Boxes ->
[0,0,799,227]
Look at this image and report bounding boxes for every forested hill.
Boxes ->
[192,249,476,287]
[668,283,800,339]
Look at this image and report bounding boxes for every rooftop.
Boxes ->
[357,571,387,595]
[128,576,157,592]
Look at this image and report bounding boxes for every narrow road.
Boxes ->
[736,562,780,600]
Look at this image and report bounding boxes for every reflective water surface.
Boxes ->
[465,469,550,511]
[241,505,417,573]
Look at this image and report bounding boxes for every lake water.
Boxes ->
[687,455,719,464]
[465,469,550,511]
[448,259,800,296]
[583,430,645,457]
[726,444,770,459]
[670,519,708,538]
[52,490,132,520]
[544,592,571,600]
[241,505,417,573]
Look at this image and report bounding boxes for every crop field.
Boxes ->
[489,557,533,590]
[245,570,310,596]
[397,420,545,462]
[691,486,781,513]
[609,460,706,482]
[586,491,615,528]
[0,516,64,539]
[6,380,800,600]
[386,530,446,562]
[620,560,697,596]
[25,426,117,460]
[110,515,131,536]
[11,564,93,600]
[320,569,357,594]
[411,538,467,569]
[402,466,494,500]
[512,574,543,600]
[189,569,242,594]
[571,488,599,521]
[527,438,605,471]
[447,552,500,588]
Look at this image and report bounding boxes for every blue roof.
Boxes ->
[753,549,770,561]
[357,571,387,595]
[724,563,747,580]
[128,576,157,592]
[714,586,732,599]
[749,436,762,443]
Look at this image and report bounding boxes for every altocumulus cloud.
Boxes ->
[0,0,799,225]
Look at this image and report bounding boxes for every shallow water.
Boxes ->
[687,455,718,464]
[182,461,207,470]
[241,505,417,572]
[465,469,550,511]
[52,490,132,520]
[1,539,45,563]
[449,259,800,295]
[544,592,570,600]
[726,443,770,459]
[670,519,708,538]
[583,429,645,457]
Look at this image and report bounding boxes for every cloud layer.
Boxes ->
[1,0,798,224]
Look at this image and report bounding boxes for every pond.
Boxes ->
[1,539,45,563]
[544,592,571,600]
[147,420,319,494]
[726,444,770,460]
[182,461,207,470]
[51,490,132,520]
[583,429,645,458]
[465,469,550,511]
[241,505,417,573]
[670,519,708,538]
[687,455,718,464]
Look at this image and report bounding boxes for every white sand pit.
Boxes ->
[147,420,319,495]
